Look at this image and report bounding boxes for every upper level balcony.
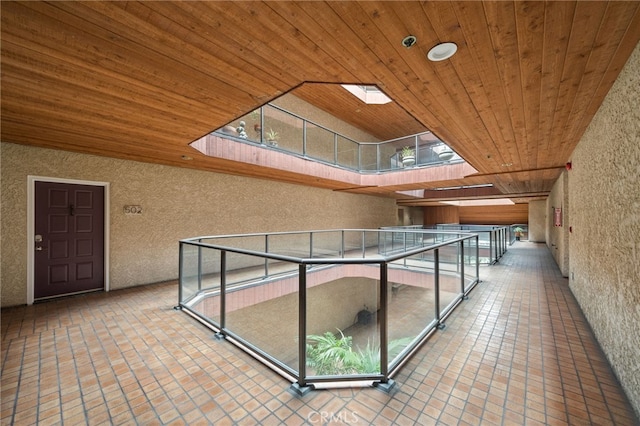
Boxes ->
[190,103,478,198]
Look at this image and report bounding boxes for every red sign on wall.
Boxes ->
[554,207,563,227]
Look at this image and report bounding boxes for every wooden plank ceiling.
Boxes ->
[2,1,639,205]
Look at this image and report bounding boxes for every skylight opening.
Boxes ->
[433,184,494,191]
[341,85,392,105]
[442,198,514,207]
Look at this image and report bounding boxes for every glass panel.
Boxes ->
[305,123,335,164]
[340,230,367,258]
[387,253,436,367]
[267,232,310,258]
[223,250,265,286]
[477,231,492,264]
[336,136,359,170]
[225,253,300,372]
[179,242,201,304]
[379,138,413,171]
[263,105,304,154]
[306,266,380,376]
[359,144,379,172]
[310,230,343,258]
[463,238,479,292]
[180,245,223,327]
[437,245,463,317]
[201,235,265,252]
[220,110,261,144]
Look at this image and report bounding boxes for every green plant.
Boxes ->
[306,329,412,375]
[401,146,415,158]
[513,226,524,241]
[356,337,413,374]
[266,128,279,141]
[306,330,360,375]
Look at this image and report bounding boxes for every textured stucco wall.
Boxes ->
[547,171,569,276]
[567,42,640,417]
[0,143,396,307]
[528,200,546,243]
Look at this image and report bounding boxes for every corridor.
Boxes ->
[1,242,637,425]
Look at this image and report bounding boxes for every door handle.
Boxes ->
[35,246,45,251]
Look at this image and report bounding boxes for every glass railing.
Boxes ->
[387,224,509,264]
[178,229,480,393]
[432,224,509,264]
[200,104,463,173]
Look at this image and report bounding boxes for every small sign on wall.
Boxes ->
[554,207,562,227]
[124,205,142,215]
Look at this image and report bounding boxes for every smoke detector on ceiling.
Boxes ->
[402,35,417,48]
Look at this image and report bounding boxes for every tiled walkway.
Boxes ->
[1,242,637,425]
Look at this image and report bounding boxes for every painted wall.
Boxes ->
[527,200,546,243]
[0,143,397,307]
[546,171,570,276]
[566,42,640,416]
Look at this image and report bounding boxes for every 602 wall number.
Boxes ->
[123,205,143,215]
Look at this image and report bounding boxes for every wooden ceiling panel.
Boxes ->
[1,1,639,206]
[290,83,426,141]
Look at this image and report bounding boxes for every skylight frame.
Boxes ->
[341,84,392,105]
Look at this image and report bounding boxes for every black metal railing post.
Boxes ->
[460,240,465,295]
[178,242,184,304]
[476,235,480,278]
[198,244,203,292]
[264,234,269,277]
[220,250,227,331]
[298,264,308,388]
[379,262,389,380]
[435,248,442,327]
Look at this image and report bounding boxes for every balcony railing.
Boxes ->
[177,229,480,393]
[383,225,510,264]
[202,104,463,173]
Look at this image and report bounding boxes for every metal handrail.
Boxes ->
[178,229,481,393]
[207,104,463,173]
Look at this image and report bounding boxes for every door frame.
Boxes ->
[27,176,110,305]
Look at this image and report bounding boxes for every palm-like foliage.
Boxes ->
[356,337,414,373]
[306,330,361,375]
[306,330,412,375]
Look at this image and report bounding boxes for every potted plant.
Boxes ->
[265,128,279,146]
[401,146,415,166]
[438,145,454,161]
[513,226,524,241]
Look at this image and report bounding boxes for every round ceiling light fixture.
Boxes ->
[427,42,458,61]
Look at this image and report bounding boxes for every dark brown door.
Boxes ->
[34,182,105,299]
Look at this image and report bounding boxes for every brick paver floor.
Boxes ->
[2,242,637,425]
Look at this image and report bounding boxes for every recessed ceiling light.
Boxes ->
[427,42,458,61]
